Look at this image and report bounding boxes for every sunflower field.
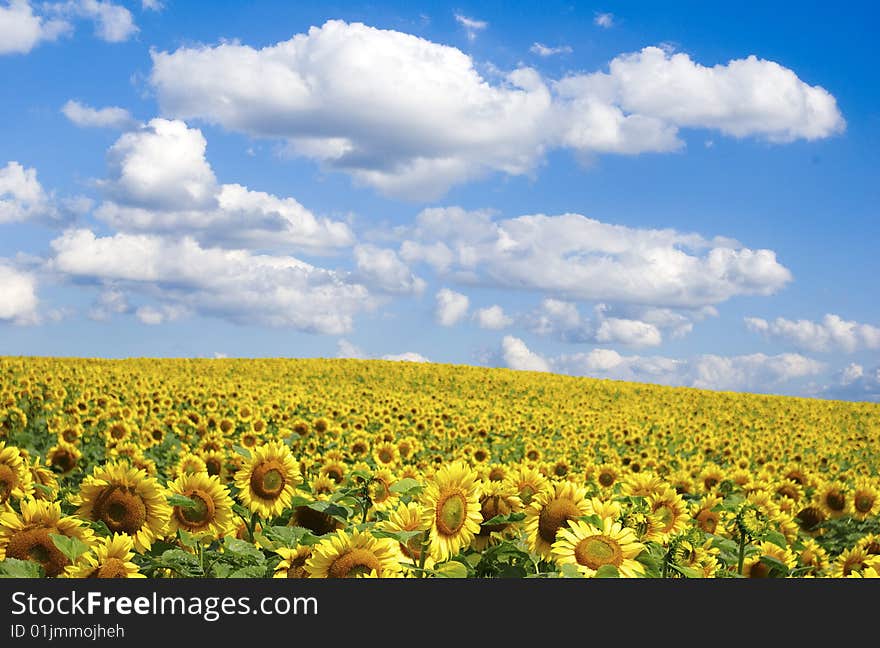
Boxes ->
[1,356,878,579]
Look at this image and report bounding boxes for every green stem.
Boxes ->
[737,530,747,576]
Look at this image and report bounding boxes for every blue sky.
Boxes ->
[1,1,878,400]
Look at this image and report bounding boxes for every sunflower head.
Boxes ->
[234,441,301,519]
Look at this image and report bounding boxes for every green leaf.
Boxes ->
[0,558,44,578]
[481,512,526,526]
[763,530,788,549]
[177,529,199,549]
[49,533,91,563]
[435,561,469,578]
[371,528,425,544]
[307,501,350,520]
[560,563,582,578]
[159,549,202,577]
[595,564,620,578]
[223,537,267,563]
[232,445,252,459]
[167,493,198,509]
[258,525,308,549]
[671,564,704,578]
[389,478,422,495]
[576,514,604,529]
[228,565,268,578]
[33,483,54,497]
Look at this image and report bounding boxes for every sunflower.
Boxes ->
[692,493,723,534]
[0,499,94,577]
[367,468,398,514]
[64,534,144,578]
[831,546,876,578]
[305,529,403,578]
[595,464,620,491]
[200,450,228,481]
[28,457,58,501]
[585,497,622,523]
[103,420,132,445]
[288,505,343,536]
[381,501,432,570]
[643,488,690,543]
[46,442,81,476]
[73,461,170,553]
[621,472,666,498]
[552,518,645,578]
[319,459,347,485]
[795,503,827,537]
[742,541,797,578]
[851,478,879,520]
[818,481,850,519]
[173,453,208,479]
[310,474,337,499]
[234,441,301,519]
[504,464,549,507]
[273,546,312,578]
[524,481,591,560]
[472,480,523,550]
[167,472,235,539]
[372,442,401,469]
[421,461,482,563]
[0,442,33,506]
[797,538,829,576]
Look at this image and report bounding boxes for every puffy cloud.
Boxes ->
[141,0,162,10]
[454,13,486,40]
[0,262,38,324]
[149,22,842,198]
[87,287,130,321]
[62,100,139,130]
[49,229,376,334]
[382,351,430,362]
[0,0,69,55]
[135,304,186,325]
[496,336,823,394]
[95,119,354,253]
[435,288,469,326]
[530,43,572,57]
[401,208,791,309]
[595,317,662,347]
[0,161,55,224]
[746,314,880,353]
[500,335,550,372]
[353,245,425,294]
[822,363,880,402]
[594,12,614,28]
[474,305,512,330]
[336,338,367,359]
[49,1,137,43]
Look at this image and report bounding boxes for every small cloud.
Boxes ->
[454,12,487,40]
[594,12,614,28]
[530,42,573,57]
[62,100,140,130]
[704,139,715,148]
[382,352,430,363]
[142,0,163,11]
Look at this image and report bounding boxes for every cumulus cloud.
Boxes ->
[400,207,791,309]
[49,1,137,43]
[95,119,354,253]
[0,0,69,54]
[435,288,469,326]
[141,0,162,10]
[822,363,880,402]
[496,335,823,394]
[500,335,550,372]
[594,12,614,28]
[148,21,842,198]
[382,351,430,362]
[595,317,662,347]
[353,244,425,294]
[746,314,880,353]
[135,304,187,325]
[49,229,377,334]
[454,13,486,40]
[0,161,53,224]
[474,305,512,330]
[530,43,572,57]
[0,262,39,324]
[62,100,139,130]
[336,338,428,362]
[87,287,130,321]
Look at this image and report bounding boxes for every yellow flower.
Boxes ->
[421,461,482,563]
[234,441,301,519]
[552,518,645,578]
[167,471,235,540]
[305,529,403,578]
[524,480,590,560]
[64,534,144,578]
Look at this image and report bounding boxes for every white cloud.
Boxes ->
[530,43,572,57]
[353,244,425,294]
[0,262,39,324]
[87,287,129,321]
[746,314,880,353]
[499,337,823,394]
[141,0,162,10]
[454,13,487,40]
[594,12,614,28]
[62,100,139,130]
[500,335,550,372]
[49,1,137,43]
[95,119,354,253]
[0,161,56,224]
[822,363,880,402]
[435,288,469,326]
[135,304,186,325]
[595,317,662,347]
[148,22,843,198]
[401,207,791,309]
[49,229,376,334]
[0,0,69,55]
[382,351,430,362]
[475,305,512,330]
[336,338,367,359]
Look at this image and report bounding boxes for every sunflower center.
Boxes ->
[6,527,69,577]
[538,498,579,544]
[371,480,390,504]
[93,485,148,534]
[250,461,286,499]
[324,466,344,483]
[436,492,467,536]
[286,555,309,578]
[654,505,675,532]
[695,509,718,533]
[95,558,130,578]
[479,495,511,535]
[51,449,77,473]
[797,506,825,531]
[554,463,568,477]
[855,494,875,513]
[378,449,393,464]
[291,506,337,535]
[825,491,846,512]
[526,450,539,461]
[488,468,505,482]
[328,548,382,578]
[0,464,17,503]
[205,457,222,477]
[748,560,772,578]
[176,489,216,529]
[598,472,615,487]
[574,535,622,570]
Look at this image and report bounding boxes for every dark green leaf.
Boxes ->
[167,494,197,509]
[595,564,620,578]
[49,533,91,563]
[0,558,44,578]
